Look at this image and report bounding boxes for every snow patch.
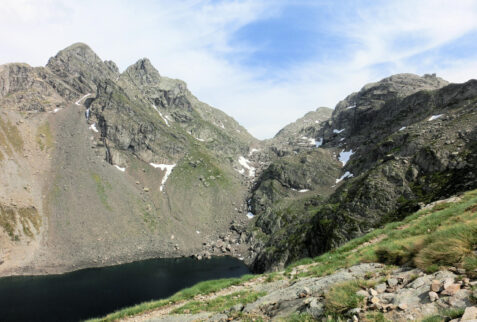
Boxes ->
[149,163,176,191]
[298,189,309,192]
[249,148,260,155]
[399,126,406,131]
[338,149,354,166]
[196,230,200,234]
[315,138,323,147]
[246,212,255,219]
[315,120,320,124]
[238,156,256,177]
[336,171,353,183]
[333,128,345,134]
[346,105,356,109]
[114,165,126,172]
[53,108,61,113]
[75,93,91,106]
[89,123,99,133]
[429,114,443,121]
[152,105,170,127]
[236,168,245,175]
[301,136,316,145]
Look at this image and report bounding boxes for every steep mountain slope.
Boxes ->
[249,73,477,272]
[0,43,259,275]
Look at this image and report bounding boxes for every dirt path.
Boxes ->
[121,278,266,322]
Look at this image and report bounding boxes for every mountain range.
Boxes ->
[0,43,476,276]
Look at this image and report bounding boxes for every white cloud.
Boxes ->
[1,0,477,139]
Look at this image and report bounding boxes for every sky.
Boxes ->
[2,0,477,139]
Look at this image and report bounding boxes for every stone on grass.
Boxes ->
[429,291,439,302]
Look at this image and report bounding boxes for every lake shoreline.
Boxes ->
[0,256,250,322]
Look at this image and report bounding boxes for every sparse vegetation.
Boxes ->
[36,122,54,151]
[282,312,316,321]
[285,189,477,279]
[88,274,255,322]
[0,126,14,157]
[363,312,388,322]
[0,205,40,240]
[91,173,112,211]
[18,206,41,237]
[0,205,17,240]
[172,290,265,314]
[0,118,23,152]
[423,307,466,322]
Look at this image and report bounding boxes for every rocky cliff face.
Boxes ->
[249,73,477,272]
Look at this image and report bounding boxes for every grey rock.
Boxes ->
[230,303,244,312]
[429,291,439,302]
[447,289,472,308]
[307,297,325,319]
[375,283,387,293]
[387,278,399,287]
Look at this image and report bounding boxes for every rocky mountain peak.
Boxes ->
[318,73,450,149]
[266,106,332,155]
[46,43,119,94]
[124,58,161,87]
[334,73,449,113]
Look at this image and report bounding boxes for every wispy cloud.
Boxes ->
[1,0,477,138]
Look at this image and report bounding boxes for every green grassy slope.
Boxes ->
[89,188,477,321]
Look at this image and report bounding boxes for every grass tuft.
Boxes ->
[324,279,372,316]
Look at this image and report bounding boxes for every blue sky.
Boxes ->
[2,0,477,138]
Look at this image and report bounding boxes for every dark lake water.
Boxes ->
[0,256,250,322]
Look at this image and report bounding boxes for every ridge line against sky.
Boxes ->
[2,0,477,139]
